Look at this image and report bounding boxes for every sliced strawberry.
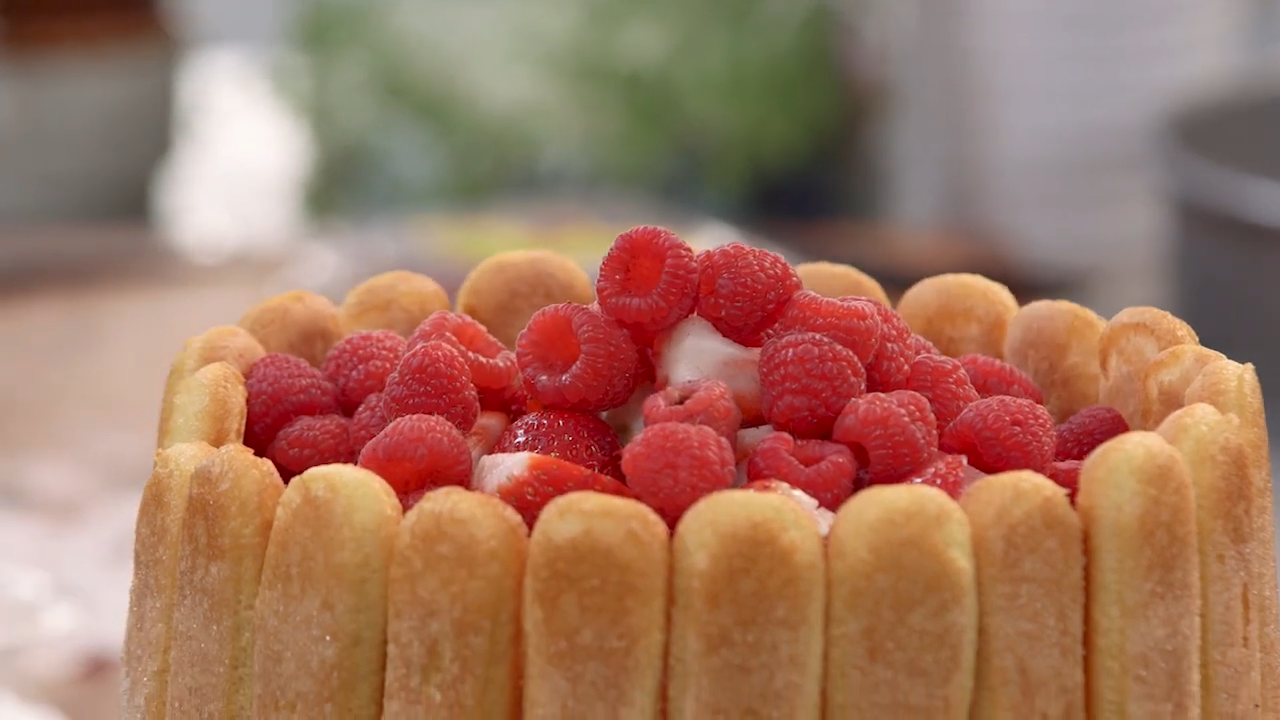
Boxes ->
[472,452,634,528]
[466,410,511,466]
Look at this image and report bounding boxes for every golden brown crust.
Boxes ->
[167,445,285,718]
[122,441,218,720]
[238,289,343,367]
[252,464,402,719]
[1156,404,1261,716]
[383,488,528,720]
[959,471,1085,719]
[1138,345,1227,430]
[794,260,891,306]
[160,361,247,450]
[523,492,668,719]
[826,484,977,718]
[157,326,264,448]
[455,250,594,348]
[1097,306,1199,428]
[1002,299,1106,423]
[895,273,1019,359]
[338,270,451,337]
[1185,360,1280,715]
[1077,432,1201,717]
[668,491,824,719]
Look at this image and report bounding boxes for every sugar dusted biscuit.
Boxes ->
[455,249,594,348]
[794,260,891,306]
[1002,299,1105,423]
[1097,306,1198,429]
[826,483,977,718]
[157,326,264,447]
[1077,432,1200,717]
[338,269,451,337]
[238,289,343,367]
[895,273,1019,359]
[1138,344,1226,430]
[161,361,247,449]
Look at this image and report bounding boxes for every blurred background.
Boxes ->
[3,0,1280,716]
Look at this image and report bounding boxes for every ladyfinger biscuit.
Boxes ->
[166,445,285,719]
[383,488,527,720]
[959,471,1085,719]
[668,490,825,720]
[253,464,401,719]
[794,260,891,306]
[338,269,451,337]
[895,272,1019,359]
[238,289,343,367]
[1185,359,1280,715]
[1097,306,1198,429]
[122,441,217,720]
[1077,432,1201,717]
[1157,404,1260,716]
[160,361,247,450]
[1002,299,1105,423]
[826,484,977,719]
[456,249,594,348]
[157,326,264,448]
[1138,345,1227,430]
[523,492,668,719]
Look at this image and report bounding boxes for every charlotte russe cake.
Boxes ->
[124,227,1280,718]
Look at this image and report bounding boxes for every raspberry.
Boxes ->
[321,330,406,414]
[832,390,938,484]
[358,414,473,508]
[908,333,940,357]
[492,409,624,479]
[516,303,642,413]
[695,242,801,346]
[244,353,341,454]
[266,414,356,479]
[862,301,915,392]
[767,291,881,365]
[473,452,634,528]
[1054,405,1129,461]
[595,225,698,334]
[958,354,1044,404]
[1046,459,1082,503]
[759,332,867,439]
[906,354,981,433]
[408,311,518,390]
[349,391,393,450]
[903,453,972,500]
[653,315,764,425]
[622,422,736,527]
[383,340,480,433]
[477,376,533,419]
[745,431,855,510]
[641,378,742,443]
[941,395,1056,474]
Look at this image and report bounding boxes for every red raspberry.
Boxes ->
[745,431,855,510]
[349,391,392,450]
[908,333,940,357]
[941,395,1056,474]
[493,409,624,479]
[321,330,406,414]
[695,242,801,346]
[1046,459,1082,503]
[473,452,634,528]
[862,301,915,392]
[1054,405,1129,461]
[832,390,938,484]
[266,414,355,479]
[516,303,642,413]
[653,315,764,426]
[383,340,480,433]
[906,353,981,433]
[767,291,881,365]
[622,422,736,528]
[358,414,473,509]
[595,226,698,335]
[244,353,342,454]
[903,453,972,500]
[641,378,742,443]
[477,376,533,419]
[759,332,867,439]
[958,354,1044,404]
[408,311,518,390]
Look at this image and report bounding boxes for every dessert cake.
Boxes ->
[124,226,1280,718]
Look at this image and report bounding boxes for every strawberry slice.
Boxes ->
[472,452,634,528]
[466,410,512,466]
